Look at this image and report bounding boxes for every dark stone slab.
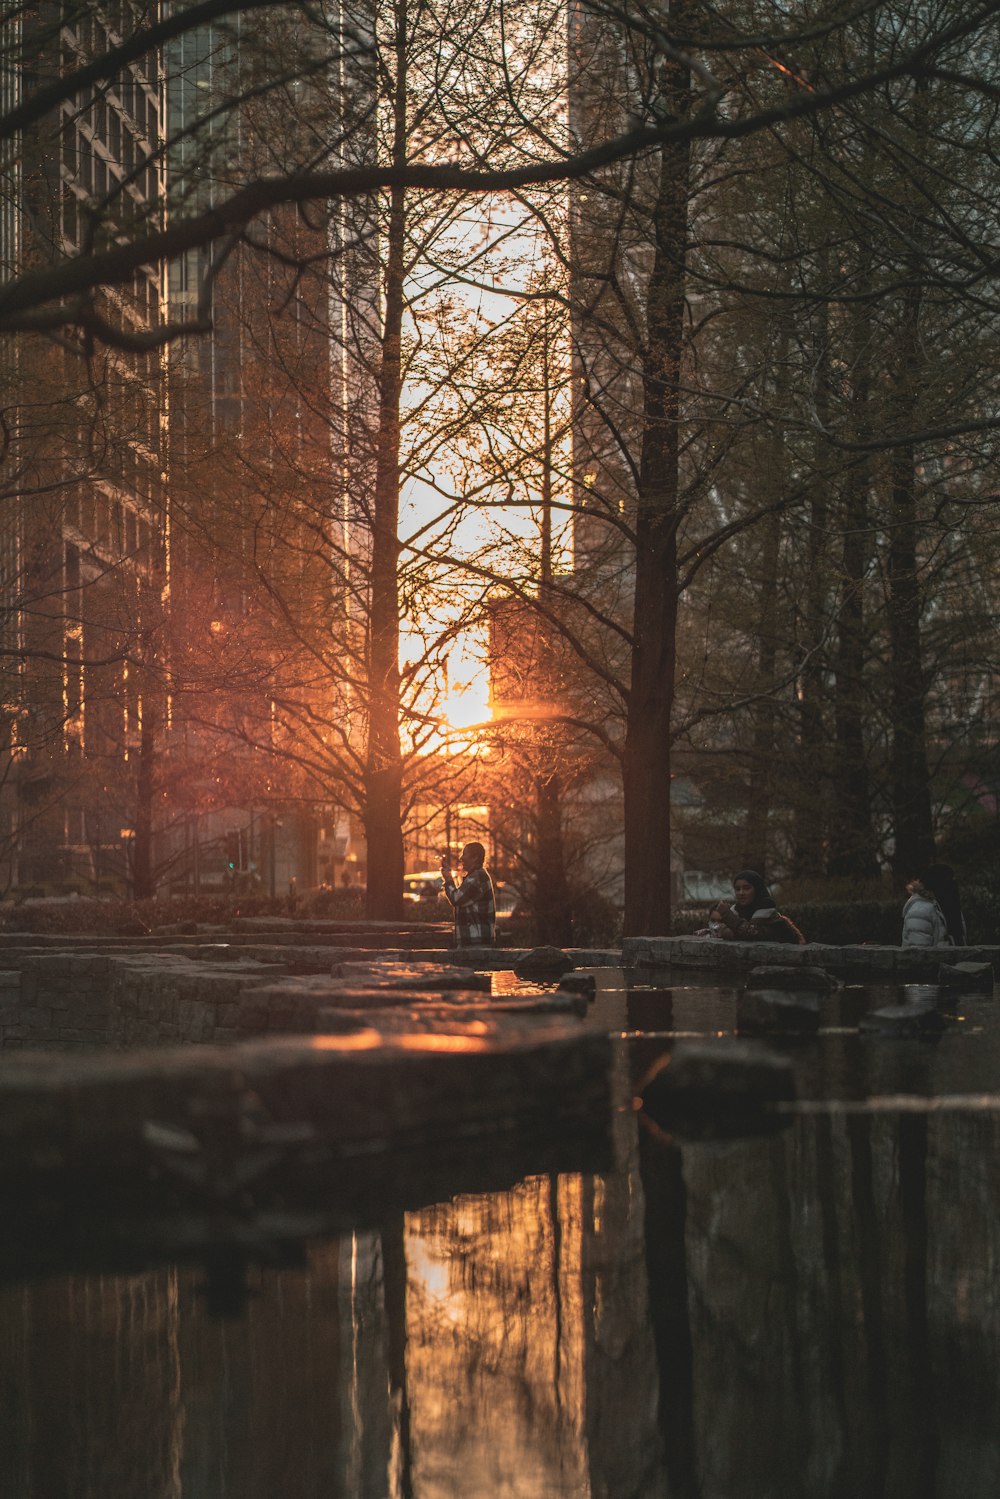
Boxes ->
[315,999,589,1034]
[938,961,994,992]
[622,935,1000,981]
[329,960,492,992]
[557,972,597,1000]
[0,1024,613,1201]
[639,1038,795,1138]
[737,988,822,1035]
[514,946,575,980]
[0,1027,614,1284]
[241,980,591,1029]
[745,965,838,992]
[859,1003,947,1037]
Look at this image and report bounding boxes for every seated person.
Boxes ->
[901,876,949,946]
[707,870,805,944]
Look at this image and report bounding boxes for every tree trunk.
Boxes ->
[887,432,934,877]
[622,23,691,938]
[533,363,573,946]
[792,303,831,878]
[364,13,407,922]
[828,327,879,880]
[792,497,829,877]
[743,507,781,871]
[381,1216,414,1499]
[131,705,158,901]
[886,291,934,880]
[534,769,573,944]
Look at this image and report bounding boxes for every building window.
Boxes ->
[62,188,78,244]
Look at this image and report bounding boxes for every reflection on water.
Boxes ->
[3,1103,1000,1497]
[620,975,1000,1103]
[3,968,1000,1497]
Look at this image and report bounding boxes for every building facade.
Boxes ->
[0,1,168,893]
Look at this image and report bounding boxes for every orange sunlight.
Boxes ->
[440,670,491,737]
[394,1033,494,1053]
[311,1029,383,1050]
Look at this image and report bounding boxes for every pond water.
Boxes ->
[2,967,998,1498]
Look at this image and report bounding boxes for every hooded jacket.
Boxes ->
[717,902,805,944]
[901,892,949,947]
[715,871,805,944]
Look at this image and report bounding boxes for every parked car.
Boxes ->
[403,872,445,905]
[494,884,522,921]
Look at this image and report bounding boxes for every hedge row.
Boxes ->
[676,891,999,946]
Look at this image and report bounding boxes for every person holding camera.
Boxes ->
[440,842,497,949]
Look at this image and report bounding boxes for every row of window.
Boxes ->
[62,139,160,206]
[63,488,164,570]
[62,28,160,144]
[63,114,160,191]
[62,181,161,260]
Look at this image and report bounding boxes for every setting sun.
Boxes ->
[440,673,491,735]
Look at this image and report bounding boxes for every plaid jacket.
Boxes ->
[443,865,496,948]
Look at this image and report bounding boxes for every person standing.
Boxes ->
[901,876,949,946]
[440,842,496,948]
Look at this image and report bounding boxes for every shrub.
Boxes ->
[780,900,901,945]
[568,887,622,947]
[674,898,901,944]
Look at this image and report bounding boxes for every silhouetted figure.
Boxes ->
[440,842,496,948]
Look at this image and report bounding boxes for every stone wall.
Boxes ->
[623,935,1000,981]
[0,953,301,1050]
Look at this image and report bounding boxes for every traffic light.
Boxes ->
[225,829,241,873]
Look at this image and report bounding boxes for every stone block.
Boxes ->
[745,965,837,992]
[177,1002,213,1041]
[557,973,597,1000]
[737,988,821,1035]
[514,947,575,981]
[853,946,896,971]
[330,961,492,992]
[639,1038,794,1138]
[860,1003,946,1037]
[938,961,994,992]
[621,937,656,967]
[234,997,272,1030]
[20,1007,52,1028]
[666,938,720,963]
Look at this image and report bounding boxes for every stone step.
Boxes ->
[0,1023,613,1184]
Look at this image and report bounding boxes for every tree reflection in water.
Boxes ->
[1,1107,999,1496]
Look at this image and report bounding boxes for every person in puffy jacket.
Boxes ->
[901,878,949,946]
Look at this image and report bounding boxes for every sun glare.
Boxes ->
[441,674,491,734]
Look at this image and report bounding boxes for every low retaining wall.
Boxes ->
[0,946,625,1051]
[623,935,1000,981]
[0,1021,615,1281]
[0,953,295,1050]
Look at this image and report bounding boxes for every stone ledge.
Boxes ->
[622,936,1000,982]
[0,1023,613,1177]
